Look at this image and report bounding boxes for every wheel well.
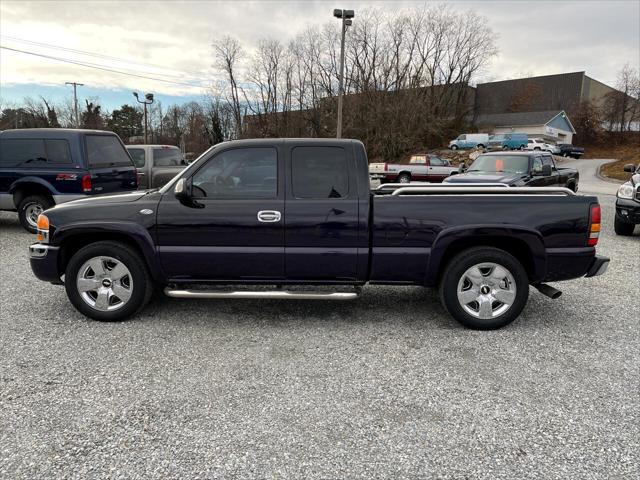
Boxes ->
[436,236,535,283]
[397,171,411,178]
[58,233,147,276]
[13,183,54,208]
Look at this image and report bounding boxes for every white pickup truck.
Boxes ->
[525,138,560,154]
[369,154,459,183]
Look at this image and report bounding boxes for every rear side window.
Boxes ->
[291,146,349,199]
[128,148,145,168]
[0,138,71,166]
[153,148,183,166]
[86,135,133,167]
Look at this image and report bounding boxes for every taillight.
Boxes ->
[587,204,601,246]
[82,174,92,193]
[384,163,388,171]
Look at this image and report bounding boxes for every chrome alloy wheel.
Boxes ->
[456,262,517,319]
[76,256,133,311]
[24,203,43,228]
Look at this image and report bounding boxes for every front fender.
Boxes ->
[53,221,164,283]
[424,224,547,286]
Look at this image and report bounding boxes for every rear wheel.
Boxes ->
[18,194,53,233]
[614,217,635,236]
[477,144,485,149]
[64,241,153,321]
[397,173,411,183]
[439,247,529,329]
[450,145,458,151]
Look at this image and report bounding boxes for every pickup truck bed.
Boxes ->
[29,138,608,330]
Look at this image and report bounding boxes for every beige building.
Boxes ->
[475,110,576,144]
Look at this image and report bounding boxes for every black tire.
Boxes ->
[397,173,411,183]
[534,147,541,151]
[477,144,485,149]
[614,217,635,236]
[568,181,578,193]
[64,241,153,321]
[17,194,53,233]
[450,145,458,151]
[439,247,530,330]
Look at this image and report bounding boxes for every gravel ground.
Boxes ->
[1,187,639,479]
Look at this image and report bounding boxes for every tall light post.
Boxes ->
[133,92,154,143]
[333,8,354,139]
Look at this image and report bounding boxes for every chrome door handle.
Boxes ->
[257,210,281,223]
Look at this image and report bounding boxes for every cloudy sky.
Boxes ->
[1,0,638,111]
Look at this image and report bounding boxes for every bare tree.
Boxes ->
[213,36,244,137]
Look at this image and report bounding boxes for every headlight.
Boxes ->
[617,182,635,199]
[36,214,49,243]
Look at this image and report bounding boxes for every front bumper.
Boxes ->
[584,255,610,278]
[615,198,640,224]
[29,243,63,284]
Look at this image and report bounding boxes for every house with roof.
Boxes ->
[474,110,576,144]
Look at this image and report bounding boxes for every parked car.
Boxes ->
[558,143,584,159]
[29,138,608,330]
[444,151,579,191]
[614,163,640,236]
[125,144,187,188]
[369,154,458,183]
[0,129,138,232]
[488,133,528,150]
[525,138,560,154]
[449,133,489,150]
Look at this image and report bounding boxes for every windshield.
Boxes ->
[468,155,530,173]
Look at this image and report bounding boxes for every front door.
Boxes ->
[284,144,360,281]
[156,145,285,281]
[427,156,450,182]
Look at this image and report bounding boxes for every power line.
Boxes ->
[1,45,209,88]
[1,34,209,79]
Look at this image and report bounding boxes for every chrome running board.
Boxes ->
[164,287,360,300]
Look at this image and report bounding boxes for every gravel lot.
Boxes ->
[1,175,639,479]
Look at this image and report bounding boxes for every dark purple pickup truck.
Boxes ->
[29,138,609,329]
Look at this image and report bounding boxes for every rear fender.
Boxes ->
[54,221,164,283]
[10,177,58,205]
[424,225,547,286]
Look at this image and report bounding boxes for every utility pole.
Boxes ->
[65,82,84,127]
[133,92,154,143]
[333,9,354,139]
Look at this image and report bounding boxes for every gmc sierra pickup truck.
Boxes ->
[369,154,458,183]
[29,139,609,330]
[444,151,579,191]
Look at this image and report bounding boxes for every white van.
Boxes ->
[449,133,490,150]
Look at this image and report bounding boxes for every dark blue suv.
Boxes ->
[0,129,138,232]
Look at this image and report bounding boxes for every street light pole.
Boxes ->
[65,82,84,127]
[333,9,354,139]
[133,92,154,143]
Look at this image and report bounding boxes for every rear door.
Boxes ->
[156,145,284,280]
[85,134,137,193]
[284,143,359,281]
[151,147,186,187]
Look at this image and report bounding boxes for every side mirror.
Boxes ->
[623,164,636,173]
[174,177,190,199]
[541,164,552,176]
[458,164,465,173]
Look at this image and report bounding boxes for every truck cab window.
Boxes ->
[128,148,145,168]
[541,155,555,168]
[429,157,446,166]
[191,147,277,199]
[291,146,349,199]
[154,148,184,167]
[532,157,543,173]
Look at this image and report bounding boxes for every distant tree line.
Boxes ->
[1,5,637,159]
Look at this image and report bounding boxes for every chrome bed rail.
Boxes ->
[390,186,576,196]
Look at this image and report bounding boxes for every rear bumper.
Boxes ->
[585,255,610,278]
[29,244,63,284]
[544,248,608,282]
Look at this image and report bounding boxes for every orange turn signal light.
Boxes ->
[36,214,49,242]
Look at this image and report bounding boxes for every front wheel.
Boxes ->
[614,217,635,236]
[65,241,153,321]
[439,247,529,329]
[450,145,458,151]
